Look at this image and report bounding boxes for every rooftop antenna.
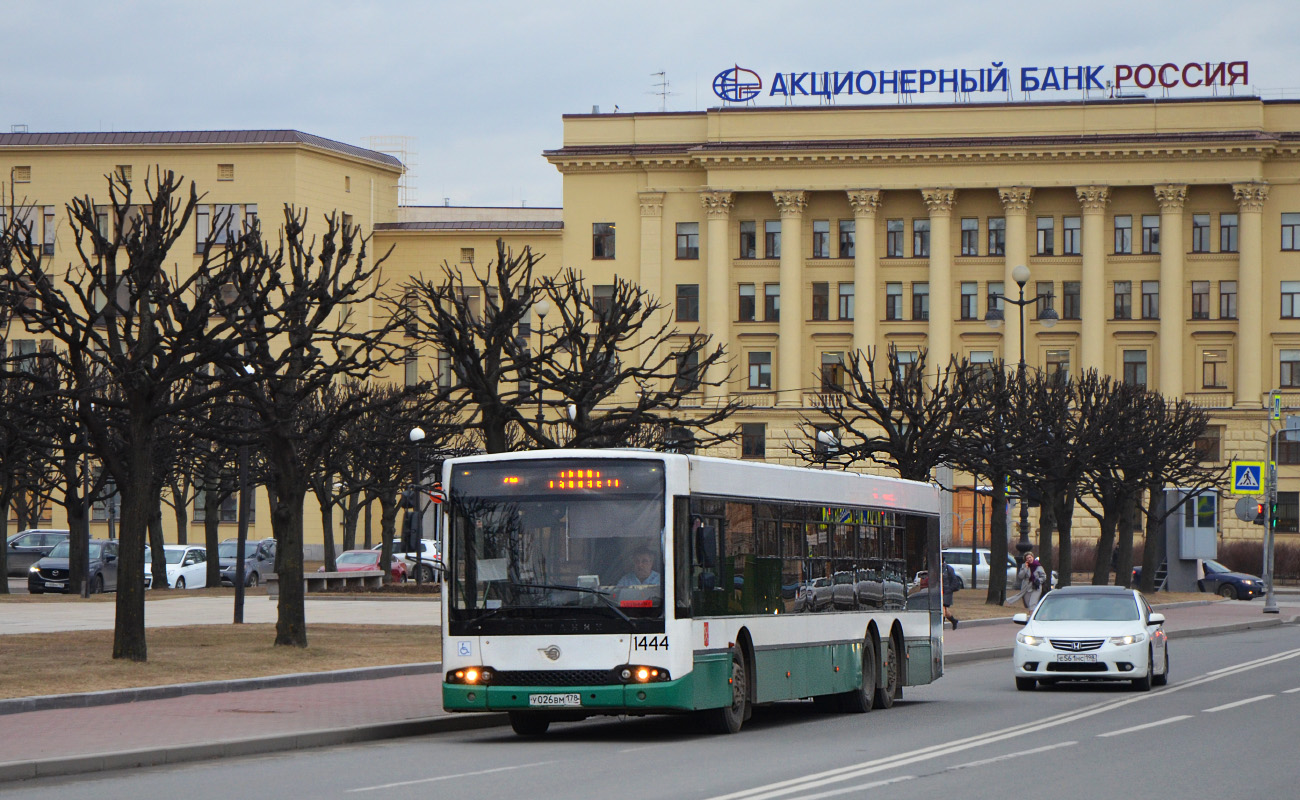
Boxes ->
[650,71,675,112]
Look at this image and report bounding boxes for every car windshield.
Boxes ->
[46,541,98,559]
[338,552,377,565]
[1034,594,1139,622]
[1204,559,1229,573]
[218,542,240,559]
[164,549,190,565]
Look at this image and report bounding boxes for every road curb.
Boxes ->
[0,661,441,717]
[0,712,507,784]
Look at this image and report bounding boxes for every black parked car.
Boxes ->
[217,538,276,587]
[6,529,70,577]
[29,539,119,594]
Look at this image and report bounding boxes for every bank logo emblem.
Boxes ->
[539,645,561,661]
[713,65,763,102]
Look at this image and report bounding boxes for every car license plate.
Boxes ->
[529,693,581,707]
[44,582,64,589]
[1056,653,1097,662]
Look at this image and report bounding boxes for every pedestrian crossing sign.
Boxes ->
[1231,461,1264,495]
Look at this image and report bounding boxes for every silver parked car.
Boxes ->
[6,529,70,577]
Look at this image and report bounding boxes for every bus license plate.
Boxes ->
[529,693,581,707]
[1056,653,1097,662]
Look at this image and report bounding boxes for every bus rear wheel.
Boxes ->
[710,650,749,734]
[840,639,877,713]
[508,712,550,736]
[874,636,900,710]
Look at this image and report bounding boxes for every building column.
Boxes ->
[1155,184,1188,398]
[1076,186,1110,375]
[923,188,956,362]
[774,190,807,406]
[848,189,882,358]
[999,187,1033,364]
[637,191,666,366]
[1234,182,1269,408]
[700,190,734,400]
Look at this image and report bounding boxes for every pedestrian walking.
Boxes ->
[941,559,959,629]
[1006,551,1047,608]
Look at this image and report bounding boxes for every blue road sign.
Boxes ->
[1231,461,1264,495]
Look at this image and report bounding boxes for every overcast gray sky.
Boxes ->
[5,0,1296,208]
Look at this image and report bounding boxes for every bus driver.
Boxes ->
[616,547,661,587]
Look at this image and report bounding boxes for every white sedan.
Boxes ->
[148,545,209,590]
[1012,585,1168,691]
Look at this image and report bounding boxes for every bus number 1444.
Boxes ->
[633,635,668,651]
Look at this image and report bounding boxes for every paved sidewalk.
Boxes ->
[0,598,1292,783]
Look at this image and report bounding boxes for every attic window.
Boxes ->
[217,164,235,181]
[12,166,31,183]
[116,165,132,181]
[345,176,351,193]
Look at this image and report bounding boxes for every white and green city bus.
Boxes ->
[440,449,944,735]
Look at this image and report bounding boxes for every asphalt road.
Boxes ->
[3,624,1295,799]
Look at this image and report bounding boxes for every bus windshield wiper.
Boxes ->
[511,582,634,626]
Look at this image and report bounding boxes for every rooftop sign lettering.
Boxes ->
[712,61,1250,103]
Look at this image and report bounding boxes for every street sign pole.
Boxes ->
[1264,399,1280,614]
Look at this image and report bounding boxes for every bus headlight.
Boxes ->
[618,665,670,683]
[447,666,494,684]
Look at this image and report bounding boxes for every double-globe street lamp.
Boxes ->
[409,426,427,587]
[984,264,1058,556]
[532,298,553,430]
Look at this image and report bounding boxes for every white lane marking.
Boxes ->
[790,775,914,800]
[1284,687,1300,694]
[1204,694,1275,713]
[1097,715,1193,738]
[708,647,1300,800]
[946,741,1076,771]
[347,761,557,792]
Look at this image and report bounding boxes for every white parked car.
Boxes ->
[942,547,1059,589]
[1012,585,1169,691]
[146,545,209,590]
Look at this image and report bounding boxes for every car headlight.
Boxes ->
[1016,633,1044,646]
[29,565,40,574]
[1108,633,1146,646]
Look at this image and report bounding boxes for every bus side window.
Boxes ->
[695,521,719,590]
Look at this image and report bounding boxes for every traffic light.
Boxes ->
[1253,502,1266,525]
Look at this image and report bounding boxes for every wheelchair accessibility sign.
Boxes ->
[1231,461,1264,495]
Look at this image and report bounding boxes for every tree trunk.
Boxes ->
[1113,492,1139,588]
[1139,482,1165,594]
[64,479,91,597]
[203,489,224,589]
[321,498,338,572]
[112,419,157,662]
[266,450,308,648]
[1055,492,1077,588]
[170,480,191,545]
[148,504,167,589]
[378,494,400,585]
[0,484,14,594]
[364,497,373,549]
[341,493,361,552]
[1091,503,1119,586]
[1037,491,1057,592]
[985,476,1010,605]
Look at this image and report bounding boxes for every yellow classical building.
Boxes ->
[543,96,1300,541]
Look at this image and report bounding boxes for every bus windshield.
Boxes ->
[446,458,666,634]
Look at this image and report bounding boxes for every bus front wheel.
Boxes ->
[711,651,749,734]
[508,712,550,736]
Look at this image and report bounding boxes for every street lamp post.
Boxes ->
[409,426,426,587]
[816,429,839,468]
[533,298,552,432]
[233,363,255,624]
[985,264,1058,556]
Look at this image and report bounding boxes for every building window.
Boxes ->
[217,163,234,181]
[838,220,855,258]
[1277,491,1299,533]
[1280,434,1300,467]
[838,282,854,320]
[1202,349,1228,389]
[913,219,930,258]
[1284,214,1300,251]
[764,284,779,321]
[676,284,699,323]
[1036,281,1054,319]
[1045,349,1070,376]
[460,247,474,264]
[886,283,903,321]
[1220,213,1238,253]
[1192,214,1210,253]
[1195,426,1223,463]
[748,352,772,389]
[912,282,929,321]
[988,217,1006,256]
[741,423,766,459]
[988,281,1004,316]
[1123,350,1147,387]
[1114,215,1132,254]
[12,166,31,183]
[821,352,845,392]
[1114,281,1132,320]
[42,206,55,255]
[195,206,210,254]
[1141,281,1160,320]
[1220,281,1237,319]
[676,222,699,259]
[1063,216,1080,256]
[115,165,132,182]
[592,284,615,319]
[1191,281,1211,320]
[960,282,978,320]
[1062,281,1081,320]
[345,175,351,193]
[592,223,616,259]
[886,219,904,258]
[812,220,831,259]
[340,212,353,232]
[404,351,419,387]
[437,352,453,390]
[1036,216,1054,256]
[739,221,756,259]
[811,282,830,321]
[675,351,700,393]
[895,350,918,378]
[970,350,994,377]
[960,218,979,256]
[764,220,781,259]
[738,284,756,322]
[1282,350,1300,388]
[1141,215,1160,254]
[1282,281,1300,319]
